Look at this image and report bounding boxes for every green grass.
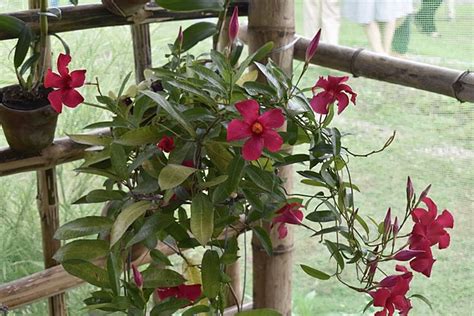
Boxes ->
[1,1,473,315]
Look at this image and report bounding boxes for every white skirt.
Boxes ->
[342,0,413,24]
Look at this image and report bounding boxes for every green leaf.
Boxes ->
[158,164,197,190]
[150,249,173,266]
[62,259,110,288]
[0,15,26,35]
[14,26,32,69]
[325,240,345,270]
[73,189,127,204]
[109,201,151,247]
[199,175,228,189]
[205,142,232,172]
[245,165,281,195]
[312,226,345,237]
[191,193,214,246]
[142,268,185,288]
[300,264,331,280]
[53,240,109,263]
[201,250,221,299]
[156,0,224,12]
[107,252,121,296]
[54,216,114,240]
[181,22,217,52]
[150,298,189,316]
[68,134,112,146]
[236,309,281,316]
[252,226,273,256]
[235,42,274,83]
[110,143,128,180]
[142,91,196,137]
[126,212,174,248]
[225,155,245,195]
[182,305,210,316]
[306,210,337,223]
[410,294,433,310]
[115,126,161,146]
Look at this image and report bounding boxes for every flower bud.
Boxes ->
[305,28,321,63]
[406,176,414,201]
[228,6,239,44]
[384,208,392,234]
[177,26,184,49]
[392,216,399,238]
[420,184,431,200]
[132,264,143,289]
[394,249,425,261]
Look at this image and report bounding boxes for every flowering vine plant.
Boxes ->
[54,6,454,316]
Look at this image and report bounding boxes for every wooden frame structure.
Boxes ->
[0,1,473,315]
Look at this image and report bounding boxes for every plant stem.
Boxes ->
[37,0,49,88]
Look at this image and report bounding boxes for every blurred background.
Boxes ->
[0,1,472,315]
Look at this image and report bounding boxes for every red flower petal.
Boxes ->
[328,75,348,86]
[57,53,71,77]
[157,287,179,300]
[335,92,349,114]
[370,288,391,307]
[44,69,66,89]
[227,119,252,141]
[437,210,454,229]
[235,99,259,124]
[313,76,329,91]
[410,255,435,277]
[228,6,239,43]
[178,284,202,302]
[70,69,86,88]
[262,130,283,152]
[61,88,84,108]
[242,136,264,161]
[438,232,450,249]
[305,28,321,62]
[258,108,285,129]
[310,92,333,114]
[47,89,63,113]
[277,223,288,239]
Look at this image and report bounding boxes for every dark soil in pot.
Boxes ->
[0,85,58,154]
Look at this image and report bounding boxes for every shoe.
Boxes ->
[429,32,441,38]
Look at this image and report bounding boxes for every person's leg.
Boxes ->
[321,0,341,45]
[425,0,443,33]
[447,0,455,20]
[365,22,385,54]
[415,0,430,32]
[382,20,397,54]
[304,0,322,38]
[392,14,412,55]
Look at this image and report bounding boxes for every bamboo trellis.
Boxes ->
[1,1,473,315]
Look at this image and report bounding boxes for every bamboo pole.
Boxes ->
[131,23,152,83]
[248,1,295,315]
[0,219,247,310]
[294,38,474,103]
[0,129,109,177]
[0,3,250,41]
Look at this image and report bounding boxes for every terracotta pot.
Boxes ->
[102,0,149,17]
[0,85,58,154]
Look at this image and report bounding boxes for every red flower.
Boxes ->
[228,6,239,44]
[370,265,413,316]
[409,197,454,250]
[310,76,356,115]
[157,135,175,153]
[44,53,86,113]
[271,203,304,239]
[156,284,202,303]
[408,241,436,277]
[226,99,285,161]
[131,264,143,289]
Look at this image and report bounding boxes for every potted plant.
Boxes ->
[0,1,85,154]
[53,5,454,316]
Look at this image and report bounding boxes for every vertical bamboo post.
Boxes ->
[131,23,152,83]
[37,168,66,315]
[248,1,295,315]
[29,0,66,314]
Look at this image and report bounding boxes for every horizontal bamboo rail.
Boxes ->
[0,128,109,176]
[0,219,247,309]
[0,2,250,41]
[294,38,474,103]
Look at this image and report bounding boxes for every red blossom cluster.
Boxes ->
[271,203,304,239]
[370,188,453,316]
[156,284,202,304]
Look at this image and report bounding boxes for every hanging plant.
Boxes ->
[52,5,455,316]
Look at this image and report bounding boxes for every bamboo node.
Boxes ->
[452,69,471,103]
[349,48,364,78]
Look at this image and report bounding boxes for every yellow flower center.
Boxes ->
[251,122,264,134]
